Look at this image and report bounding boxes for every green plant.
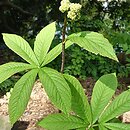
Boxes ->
[63,1,130,79]
[64,45,130,79]
[0,77,18,94]
[0,1,130,130]
[0,22,72,124]
[64,45,117,79]
[0,1,122,127]
[0,21,118,125]
[38,73,130,130]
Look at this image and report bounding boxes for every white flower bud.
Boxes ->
[67,11,77,20]
[61,0,70,5]
[67,3,82,20]
[59,0,82,20]
[59,0,70,13]
[69,3,82,13]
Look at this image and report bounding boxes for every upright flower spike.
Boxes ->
[59,0,82,21]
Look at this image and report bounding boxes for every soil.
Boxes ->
[0,80,58,130]
[0,78,130,130]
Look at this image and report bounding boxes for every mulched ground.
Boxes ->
[0,81,58,130]
[0,78,130,130]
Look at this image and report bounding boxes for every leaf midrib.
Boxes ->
[100,94,130,122]
[42,69,68,112]
[92,84,109,123]
[69,36,117,61]
[5,36,37,65]
[11,71,36,120]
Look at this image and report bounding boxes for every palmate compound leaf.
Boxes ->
[41,40,73,66]
[104,123,130,130]
[63,74,92,123]
[91,73,117,124]
[99,90,130,123]
[67,31,118,62]
[34,22,56,65]
[39,67,71,114]
[2,34,39,65]
[38,113,87,130]
[9,69,38,124]
[0,62,36,83]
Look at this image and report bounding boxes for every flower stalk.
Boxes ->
[61,14,67,73]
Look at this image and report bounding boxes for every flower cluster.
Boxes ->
[69,3,82,13]
[59,0,82,20]
[59,0,70,13]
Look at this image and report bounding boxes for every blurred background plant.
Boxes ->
[0,77,18,96]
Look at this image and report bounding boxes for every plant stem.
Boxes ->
[60,14,67,73]
[92,124,98,127]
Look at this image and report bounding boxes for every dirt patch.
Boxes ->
[0,80,58,130]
